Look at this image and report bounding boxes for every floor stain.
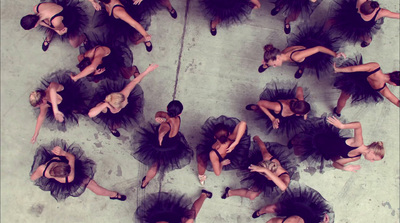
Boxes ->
[29,204,44,217]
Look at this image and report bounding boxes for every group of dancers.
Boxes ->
[21,0,399,222]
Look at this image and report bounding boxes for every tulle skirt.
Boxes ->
[131,123,193,173]
[270,0,319,18]
[39,0,88,41]
[240,142,298,198]
[37,70,91,131]
[288,24,340,78]
[30,139,96,201]
[136,192,194,223]
[89,80,144,129]
[275,183,334,223]
[200,0,253,26]
[334,56,383,104]
[196,115,250,171]
[330,0,383,43]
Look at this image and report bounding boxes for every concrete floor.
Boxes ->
[1,0,399,222]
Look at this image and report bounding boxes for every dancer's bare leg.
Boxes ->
[142,162,159,187]
[87,179,118,197]
[335,91,351,114]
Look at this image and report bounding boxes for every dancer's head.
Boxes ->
[360,1,380,15]
[258,159,278,175]
[76,57,106,75]
[290,100,311,116]
[263,44,282,67]
[365,141,384,161]
[167,100,183,117]
[29,90,46,107]
[105,93,125,109]
[280,216,305,223]
[214,123,230,143]
[98,0,111,3]
[20,15,39,30]
[388,71,400,86]
[49,162,71,177]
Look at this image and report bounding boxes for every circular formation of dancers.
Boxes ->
[21,0,399,222]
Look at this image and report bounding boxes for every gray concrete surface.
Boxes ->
[1,0,399,222]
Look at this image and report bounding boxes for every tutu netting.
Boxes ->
[334,56,384,104]
[39,0,88,41]
[136,192,194,223]
[270,0,320,19]
[275,183,334,223]
[132,123,193,173]
[196,116,250,171]
[200,0,253,26]
[256,81,311,138]
[240,142,298,198]
[93,0,151,43]
[79,32,134,82]
[30,139,96,201]
[89,80,144,129]
[330,0,383,43]
[288,24,340,78]
[37,70,91,131]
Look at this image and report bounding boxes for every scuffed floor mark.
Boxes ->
[29,203,44,217]
[303,166,317,175]
[108,169,112,175]
[94,133,98,140]
[116,165,122,176]
[291,172,300,181]
[94,142,102,148]
[382,201,392,209]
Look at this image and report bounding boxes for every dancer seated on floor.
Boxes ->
[246,84,310,137]
[88,64,157,137]
[221,136,296,201]
[328,0,399,47]
[200,0,261,36]
[131,0,178,19]
[20,0,88,51]
[333,59,399,116]
[136,190,212,223]
[30,139,126,201]
[132,100,193,188]
[258,44,345,78]
[290,116,384,172]
[196,116,250,185]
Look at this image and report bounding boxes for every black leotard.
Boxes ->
[110,4,125,18]
[42,157,69,183]
[360,8,381,27]
[38,3,65,28]
[366,67,386,91]
[289,49,306,65]
[160,117,181,148]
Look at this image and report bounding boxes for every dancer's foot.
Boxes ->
[252,209,265,218]
[201,189,213,198]
[141,176,148,189]
[198,174,207,185]
[42,38,51,51]
[258,64,269,73]
[168,7,177,19]
[210,21,217,36]
[284,19,291,34]
[110,193,127,201]
[144,41,152,52]
[221,187,230,199]
[245,104,258,111]
[333,107,341,117]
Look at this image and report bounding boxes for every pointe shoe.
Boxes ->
[42,38,51,51]
[110,128,120,137]
[252,209,265,218]
[333,107,341,117]
[201,189,213,198]
[294,67,304,79]
[270,7,280,16]
[245,104,258,111]
[258,64,269,73]
[168,7,177,19]
[210,21,217,36]
[221,187,230,199]
[144,41,153,52]
[198,174,207,185]
[141,176,148,189]
[110,193,127,201]
[361,41,370,48]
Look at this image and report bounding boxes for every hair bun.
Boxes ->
[370,1,379,8]
[264,44,275,52]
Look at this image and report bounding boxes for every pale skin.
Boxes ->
[333,62,399,114]
[224,136,290,200]
[30,82,64,144]
[71,46,111,82]
[31,146,123,199]
[256,87,308,129]
[132,0,175,13]
[266,214,330,223]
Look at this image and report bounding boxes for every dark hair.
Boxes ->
[360,1,380,15]
[290,100,310,115]
[20,15,39,30]
[389,71,400,86]
[49,162,71,178]
[167,100,183,117]
[214,123,230,143]
[76,57,106,73]
[98,0,111,3]
[263,44,281,63]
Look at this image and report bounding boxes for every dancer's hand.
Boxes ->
[91,1,101,10]
[51,146,63,156]
[70,73,78,82]
[248,164,264,173]
[31,134,38,144]
[272,118,280,129]
[54,111,65,122]
[333,62,339,73]
[221,159,231,166]
[145,63,159,72]
[343,164,361,172]
[335,52,346,58]
[327,116,343,129]
[133,0,143,5]
[226,142,237,153]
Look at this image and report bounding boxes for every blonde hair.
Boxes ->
[29,90,45,107]
[258,159,278,175]
[105,93,125,109]
[367,141,385,158]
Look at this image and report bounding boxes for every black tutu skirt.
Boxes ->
[240,142,298,198]
[30,139,96,201]
[37,70,91,131]
[132,123,193,173]
[330,0,383,43]
[79,33,134,82]
[196,116,250,171]
[334,56,383,104]
[275,183,334,223]
[89,80,144,129]
[270,0,319,18]
[39,0,88,41]
[256,81,311,138]
[136,192,194,223]
[288,24,340,78]
[200,0,253,26]
[93,0,151,44]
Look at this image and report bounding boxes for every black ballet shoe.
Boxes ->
[245,104,258,111]
[132,65,140,78]
[144,41,153,52]
[110,129,120,137]
[168,7,177,19]
[221,187,230,199]
[284,20,291,34]
[201,189,213,199]
[333,107,341,117]
[210,21,217,36]
[360,41,370,48]
[294,67,304,79]
[110,193,127,201]
[270,7,280,16]
[141,176,148,189]
[252,210,265,219]
[258,64,269,73]
[42,39,51,52]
